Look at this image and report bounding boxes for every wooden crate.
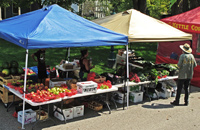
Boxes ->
[0,76,21,104]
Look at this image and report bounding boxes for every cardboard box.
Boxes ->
[148,90,159,99]
[129,91,143,103]
[53,105,73,121]
[49,78,66,88]
[159,90,171,99]
[18,109,36,125]
[76,81,97,94]
[112,91,127,104]
[73,105,84,118]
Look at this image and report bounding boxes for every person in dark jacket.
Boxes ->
[79,49,95,81]
[31,49,47,84]
[171,43,197,106]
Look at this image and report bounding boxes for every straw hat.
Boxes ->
[180,43,192,53]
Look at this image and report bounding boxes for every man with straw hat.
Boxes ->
[171,43,197,106]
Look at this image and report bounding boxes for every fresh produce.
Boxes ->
[9,80,49,93]
[25,90,56,103]
[2,69,10,75]
[129,72,140,83]
[100,85,109,89]
[47,86,76,97]
[97,80,112,89]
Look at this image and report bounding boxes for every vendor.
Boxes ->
[79,49,95,81]
[113,49,126,76]
[31,49,47,84]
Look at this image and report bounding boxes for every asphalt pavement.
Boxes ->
[1,86,200,130]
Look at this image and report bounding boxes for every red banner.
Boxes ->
[162,21,200,34]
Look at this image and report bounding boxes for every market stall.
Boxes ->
[156,6,200,87]
[93,8,192,106]
[0,4,128,129]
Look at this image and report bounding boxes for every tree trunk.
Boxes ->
[18,7,21,15]
[138,0,146,14]
[0,7,2,20]
[171,0,183,15]
[31,2,42,11]
[4,7,6,19]
[132,0,146,13]
[190,0,200,10]
[132,0,139,10]
[182,0,189,12]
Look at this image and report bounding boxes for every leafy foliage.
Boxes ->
[0,0,10,7]
[146,0,170,19]
[42,0,86,10]
[110,0,133,13]
[170,0,177,8]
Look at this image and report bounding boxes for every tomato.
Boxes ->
[59,93,65,98]
[71,89,77,95]
[18,89,23,94]
[66,91,73,96]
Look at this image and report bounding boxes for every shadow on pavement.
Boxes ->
[142,103,174,109]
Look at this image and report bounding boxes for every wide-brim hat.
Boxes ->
[180,43,192,53]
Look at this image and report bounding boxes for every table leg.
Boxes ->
[66,72,69,78]
[7,95,15,112]
[110,96,117,110]
[32,105,56,130]
[53,101,66,123]
[145,87,151,102]
[61,100,66,123]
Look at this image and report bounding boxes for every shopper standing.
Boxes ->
[171,43,197,106]
[79,49,95,81]
[31,49,47,84]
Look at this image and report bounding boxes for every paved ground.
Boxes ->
[1,86,200,130]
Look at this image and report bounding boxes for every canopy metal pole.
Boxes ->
[22,49,29,129]
[126,45,129,108]
[68,48,70,61]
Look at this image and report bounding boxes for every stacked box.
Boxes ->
[18,109,36,124]
[54,105,84,121]
[54,105,74,121]
[49,78,66,88]
[73,105,84,118]
[148,90,159,99]
[159,90,171,99]
[129,91,143,103]
[0,76,20,104]
[76,81,97,94]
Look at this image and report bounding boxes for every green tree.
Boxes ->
[110,0,133,13]
[42,0,86,11]
[0,0,10,8]
[146,0,170,19]
[110,0,147,13]
[171,0,200,15]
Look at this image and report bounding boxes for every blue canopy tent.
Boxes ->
[0,4,128,129]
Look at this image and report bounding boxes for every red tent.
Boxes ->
[156,7,200,87]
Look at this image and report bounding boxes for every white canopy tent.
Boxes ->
[93,9,192,107]
[93,9,192,42]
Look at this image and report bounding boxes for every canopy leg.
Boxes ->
[22,49,29,129]
[126,45,129,109]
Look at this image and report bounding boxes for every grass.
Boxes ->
[0,39,157,74]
